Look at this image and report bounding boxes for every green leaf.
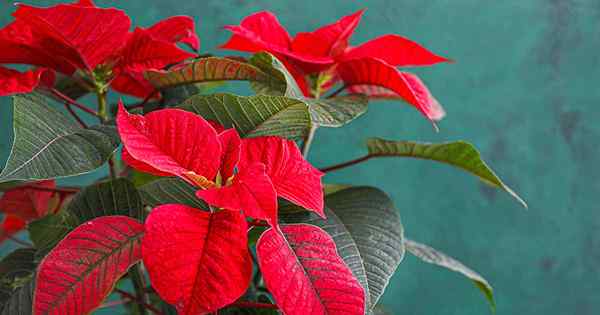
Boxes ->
[281,186,405,310]
[405,239,496,313]
[248,52,297,97]
[160,81,225,106]
[144,56,284,93]
[29,178,143,256]
[178,93,312,140]
[138,177,207,209]
[365,138,527,207]
[0,93,120,182]
[0,249,36,309]
[323,183,352,196]
[0,280,33,315]
[178,93,366,140]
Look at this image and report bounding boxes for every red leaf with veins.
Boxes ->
[117,103,222,182]
[147,16,200,50]
[221,11,332,66]
[0,20,82,74]
[196,163,278,224]
[117,28,195,73]
[0,215,27,243]
[240,136,324,216]
[257,224,365,315]
[342,34,450,66]
[13,2,131,70]
[0,180,56,221]
[218,129,242,181]
[111,70,157,99]
[338,57,445,122]
[142,204,251,314]
[292,9,363,59]
[34,216,144,315]
[0,67,47,96]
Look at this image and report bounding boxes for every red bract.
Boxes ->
[0,180,57,244]
[35,216,144,315]
[0,0,197,98]
[117,104,324,220]
[142,204,251,314]
[222,10,450,122]
[257,224,366,315]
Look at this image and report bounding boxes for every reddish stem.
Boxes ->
[52,192,67,214]
[319,155,372,173]
[326,85,347,98]
[249,219,269,228]
[22,184,80,194]
[230,301,278,309]
[114,288,164,315]
[3,234,33,247]
[63,103,88,128]
[51,88,99,117]
[127,90,159,110]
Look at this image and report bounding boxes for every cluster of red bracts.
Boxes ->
[117,104,365,314]
[221,10,450,123]
[0,0,198,98]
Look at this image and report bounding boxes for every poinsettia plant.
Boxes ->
[0,1,526,315]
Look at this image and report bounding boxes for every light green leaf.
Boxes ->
[0,280,33,315]
[281,186,405,310]
[365,138,527,207]
[405,239,495,313]
[0,94,120,182]
[138,177,206,209]
[28,178,143,256]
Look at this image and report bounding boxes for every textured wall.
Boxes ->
[1,1,599,314]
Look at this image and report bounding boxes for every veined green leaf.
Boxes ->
[139,177,206,209]
[0,280,33,315]
[0,94,119,182]
[144,56,284,93]
[0,249,36,311]
[405,239,496,313]
[364,138,527,207]
[281,186,405,310]
[29,178,143,256]
[178,93,366,140]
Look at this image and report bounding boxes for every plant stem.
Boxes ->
[114,288,164,315]
[319,155,372,173]
[21,184,80,194]
[95,88,118,179]
[4,235,33,247]
[127,90,159,110]
[129,264,150,315]
[51,88,99,118]
[326,85,347,98]
[230,301,278,309]
[301,125,317,158]
[96,89,108,123]
[63,103,87,128]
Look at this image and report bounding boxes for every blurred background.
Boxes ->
[1,1,599,314]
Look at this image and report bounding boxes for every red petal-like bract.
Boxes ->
[117,28,195,73]
[13,2,131,71]
[111,70,157,99]
[196,163,278,224]
[0,215,27,243]
[34,216,144,315]
[117,103,222,182]
[0,180,56,221]
[257,224,365,315]
[338,57,446,121]
[142,204,251,314]
[148,16,200,50]
[218,129,242,181]
[0,67,46,96]
[221,11,332,66]
[292,10,363,59]
[342,34,450,66]
[240,137,324,216]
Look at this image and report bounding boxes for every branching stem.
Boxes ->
[319,155,372,173]
[114,288,164,315]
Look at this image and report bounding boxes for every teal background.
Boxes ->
[1,1,599,314]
